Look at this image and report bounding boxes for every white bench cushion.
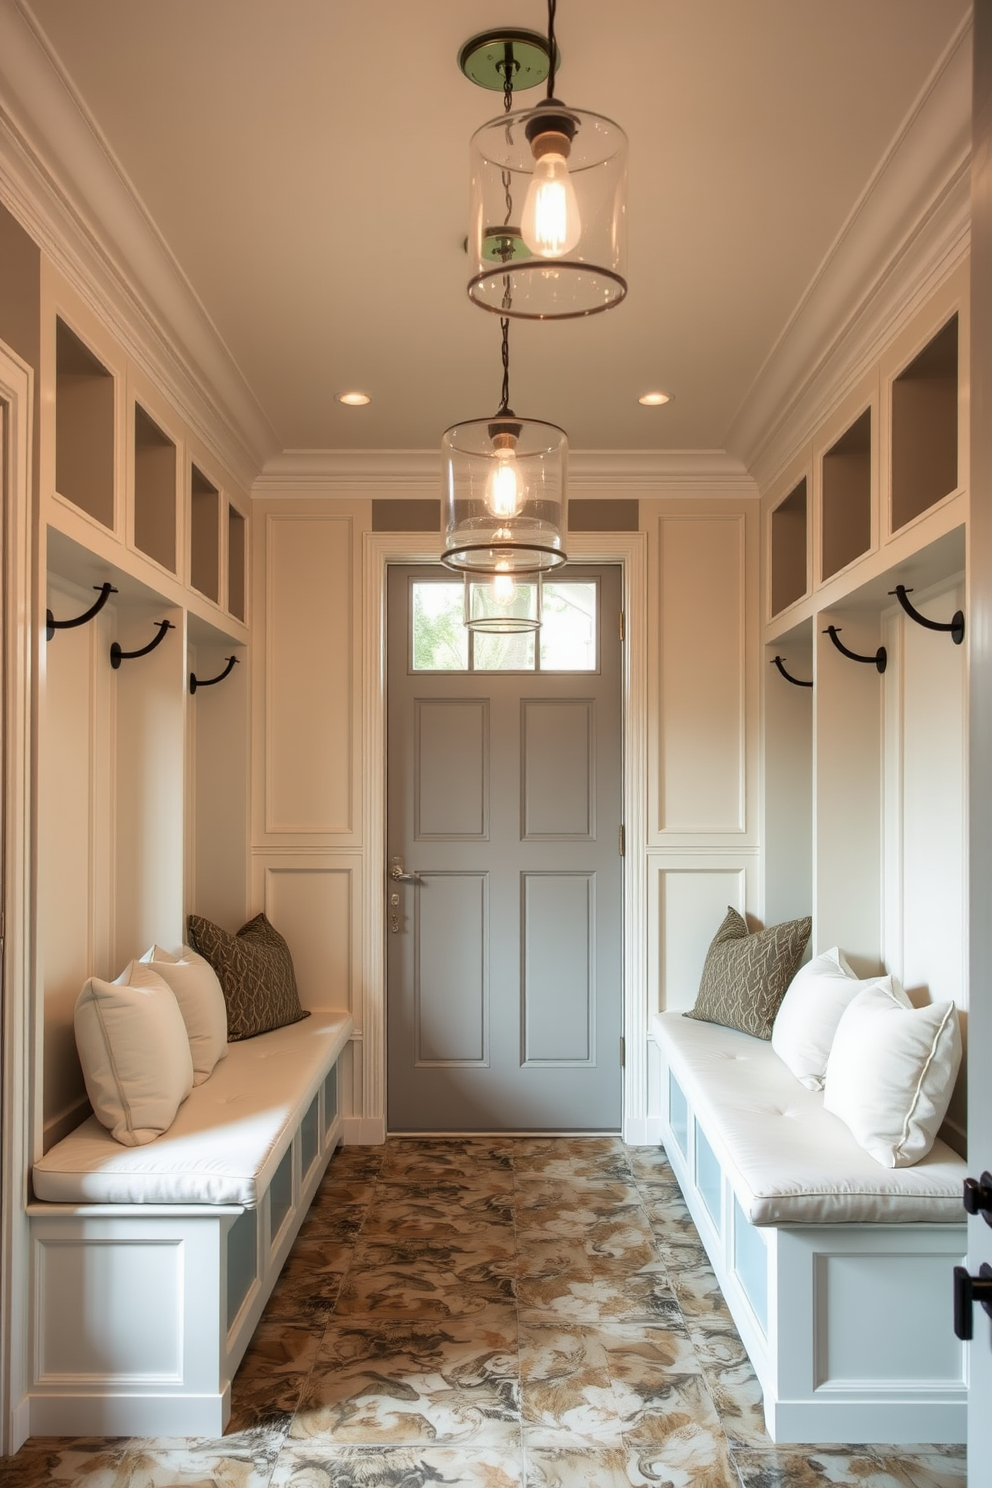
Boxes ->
[652,1010,966,1225]
[32,1010,353,1207]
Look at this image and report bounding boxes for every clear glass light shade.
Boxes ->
[464,571,542,632]
[468,101,627,319]
[441,416,568,574]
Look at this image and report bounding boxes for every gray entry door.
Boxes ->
[386,563,623,1131]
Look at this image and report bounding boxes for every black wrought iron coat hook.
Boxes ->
[823,625,887,674]
[770,656,813,688]
[46,582,117,641]
[110,620,174,669]
[890,584,965,645]
[189,656,238,695]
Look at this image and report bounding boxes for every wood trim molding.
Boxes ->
[256,449,757,497]
[361,531,650,1142]
[0,337,36,1455]
[733,15,972,492]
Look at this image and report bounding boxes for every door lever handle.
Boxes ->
[953,1263,992,1340]
[964,1172,992,1228]
[389,859,423,884]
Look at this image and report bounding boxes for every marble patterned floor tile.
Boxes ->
[295,1205,369,1245]
[264,1265,345,1323]
[510,1138,634,1184]
[0,1439,131,1488]
[728,1448,964,1487]
[379,1139,515,1186]
[668,1265,738,1327]
[515,1270,682,1326]
[361,1187,515,1238]
[271,1442,525,1488]
[323,1148,385,1178]
[508,1234,662,1280]
[334,1247,515,1318]
[865,1454,967,1487]
[525,1430,738,1488]
[66,1434,282,1487]
[350,1234,517,1278]
[594,1320,701,1384]
[229,1321,327,1434]
[625,1145,678,1184]
[513,1180,644,1235]
[309,1178,379,1207]
[289,1310,519,1445]
[698,1357,770,1447]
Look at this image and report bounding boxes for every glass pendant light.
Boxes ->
[464,568,543,633]
[441,317,567,576]
[463,0,627,320]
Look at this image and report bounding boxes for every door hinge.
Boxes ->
[618,824,625,857]
[619,609,625,642]
[620,1036,626,1067]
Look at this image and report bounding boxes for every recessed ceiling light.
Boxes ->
[337,391,371,406]
[638,391,671,406]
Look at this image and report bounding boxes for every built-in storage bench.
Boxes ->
[26,1009,353,1437]
[652,1009,967,1445]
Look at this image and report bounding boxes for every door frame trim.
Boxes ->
[362,530,648,1140]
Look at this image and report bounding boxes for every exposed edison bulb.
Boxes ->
[491,562,517,605]
[521,135,581,259]
[487,431,523,518]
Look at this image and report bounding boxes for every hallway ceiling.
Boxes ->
[25,0,969,460]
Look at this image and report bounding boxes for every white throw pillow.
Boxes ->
[771,947,891,1090]
[74,962,194,1146]
[823,980,962,1168]
[140,944,228,1084]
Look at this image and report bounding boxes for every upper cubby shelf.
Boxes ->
[890,314,958,533]
[133,403,178,574]
[55,317,115,531]
[770,477,808,618]
[43,264,250,641]
[762,260,968,640]
[821,408,872,583]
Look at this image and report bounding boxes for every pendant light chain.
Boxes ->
[546,0,558,98]
[498,317,511,415]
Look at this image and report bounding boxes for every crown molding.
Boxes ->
[728,13,972,493]
[252,447,758,500]
[0,0,277,491]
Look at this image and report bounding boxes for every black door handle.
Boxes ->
[964,1172,992,1227]
[953,1263,992,1340]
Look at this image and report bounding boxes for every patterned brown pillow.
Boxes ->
[685,906,812,1040]
[186,912,310,1041]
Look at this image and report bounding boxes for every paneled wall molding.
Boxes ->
[362,529,649,1142]
[253,448,757,498]
[0,0,273,491]
[647,845,761,859]
[735,15,971,493]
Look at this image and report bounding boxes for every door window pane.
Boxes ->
[410,578,598,672]
[540,582,597,670]
[474,631,536,671]
[412,583,468,670]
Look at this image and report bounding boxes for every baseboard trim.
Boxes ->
[342,1117,386,1145]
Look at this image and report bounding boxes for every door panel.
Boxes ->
[387,563,622,1132]
[522,699,594,837]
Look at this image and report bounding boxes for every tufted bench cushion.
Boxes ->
[652,1009,965,1225]
[32,1009,353,1207]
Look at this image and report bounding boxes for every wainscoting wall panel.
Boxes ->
[652,862,751,1014]
[258,509,358,840]
[254,857,359,1014]
[654,512,750,839]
